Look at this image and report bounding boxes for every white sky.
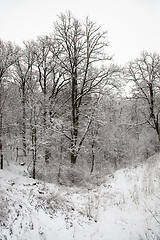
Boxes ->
[0,0,160,65]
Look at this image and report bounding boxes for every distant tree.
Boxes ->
[54,12,116,166]
[127,52,160,143]
[14,42,35,157]
[0,39,19,169]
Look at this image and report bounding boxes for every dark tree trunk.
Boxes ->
[91,140,95,173]
[0,153,3,170]
[70,49,79,165]
[22,84,26,157]
[71,150,77,166]
[43,76,51,164]
[32,127,37,179]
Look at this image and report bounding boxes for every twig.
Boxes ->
[145,203,160,225]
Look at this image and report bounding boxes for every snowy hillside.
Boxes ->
[0,154,160,240]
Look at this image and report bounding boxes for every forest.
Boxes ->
[1,11,160,185]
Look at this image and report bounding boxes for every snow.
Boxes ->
[0,154,160,240]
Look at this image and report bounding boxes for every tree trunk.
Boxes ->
[149,83,160,144]
[154,117,160,144]
[71,151,77,166]
[0,79,3,169]
[43,77,51,164]
[91,140,95,173]
[22,84,26,157]
[70,63,78,165]
[0,117,3,169]
[32,127,37,179]
[58,135,63,183]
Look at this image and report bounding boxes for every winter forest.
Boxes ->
[0,12,160,239]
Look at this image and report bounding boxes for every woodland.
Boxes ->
[1,12,160,185]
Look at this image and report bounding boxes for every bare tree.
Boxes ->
[14,42,35,157]
[127,52,160,143]
[54,12,115,165]
[0,39,19,169]
[32,35,68,163]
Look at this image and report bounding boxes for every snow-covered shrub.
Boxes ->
[58,165,87,186]
[86,192,100,222]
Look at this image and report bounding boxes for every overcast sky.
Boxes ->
[0,0,160,65]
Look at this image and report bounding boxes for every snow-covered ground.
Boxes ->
[0,154,160,240]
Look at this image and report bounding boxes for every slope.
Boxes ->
[0,154,160,240]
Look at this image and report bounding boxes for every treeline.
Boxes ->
[0,12,160,184]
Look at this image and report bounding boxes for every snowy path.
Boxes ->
[0,155,160,240]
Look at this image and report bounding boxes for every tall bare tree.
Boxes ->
[0,39,19,169]
[54,12,115,165]
[14,42,35,157]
